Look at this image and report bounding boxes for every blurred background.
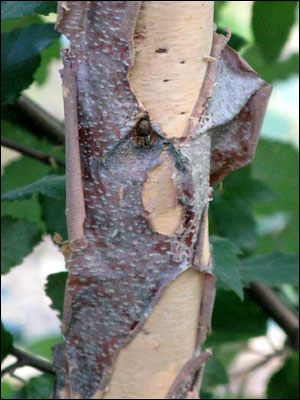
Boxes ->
[1,1,299,399]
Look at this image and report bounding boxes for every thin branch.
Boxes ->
[1,137,65,168]
[1,346,55,378]
[7,95,65,145]
[1,360,23,378]
[249,281,299,350]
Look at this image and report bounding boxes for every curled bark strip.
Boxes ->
[54,2,271,398]
[166,351,212,399]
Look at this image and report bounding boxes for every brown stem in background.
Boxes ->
[1,346,55,377]
[1,137,65,168]
[7,95,65,145]
[249,281,299,350]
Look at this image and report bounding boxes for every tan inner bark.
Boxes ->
[102,2,214,398]
[142,149,184,235]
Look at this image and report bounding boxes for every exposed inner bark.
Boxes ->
[142,149,185,235]
[129,1,214,138]
[102,269,205,399]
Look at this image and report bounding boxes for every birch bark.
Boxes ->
[53,2,271,399]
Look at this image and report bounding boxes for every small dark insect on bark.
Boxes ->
[136,115,152,146]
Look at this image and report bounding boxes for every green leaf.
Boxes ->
[34,37,61,85]
[1,322,13,362]
[28,335,63,360]
[45,272,68,320]
[1,116,60,153]
[1,156,52,225]
[39,193,67,240]
[19,374,54,399]
[267,353,299,399]
[206,289,267,344]
[1,1,57,20]
[222,166,276,203]
[1,216,43,274]
[214,1,227,24]
[211,195,257,253]
[2,175,66,201]
[240,252,299,287]
[1,23,60,104]
[210,236,244,299]
[253,139,299,215]
[1,14,43,33]
[243,46,299,82]
[201,357,229,389]
[252,1,298,63]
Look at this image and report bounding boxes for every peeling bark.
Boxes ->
[53,2,272,399]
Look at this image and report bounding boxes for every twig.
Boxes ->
[249,281,299,350]
[1,137,65,168]
[1,346,55,378]
[1,360,23,378]
[6,95,65,145]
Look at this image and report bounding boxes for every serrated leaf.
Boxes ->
[210,236,244,299]
[45,272,68,320]
[206,289,267,345]
[1,216,43,274]
[1,1,57,20]
[1,23,60,104]
[252,1,298,63]
[2,175,66,201]
[267,353,299,399]
[240,252,299,287]
[1,322,13,362]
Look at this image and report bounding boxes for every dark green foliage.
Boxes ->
[267,353,299,399]
[207,289,268,346]
[45,272,68,320]
[201,357,229,389]
[1,216,43,274]
[252,1,298,63]
[1,1,58,20]
[1,24,60,104]
[240,252,299,287]
[210,236,244,299]
[17,374,54,399]
[1,322,13,362]
[2,175,66,201]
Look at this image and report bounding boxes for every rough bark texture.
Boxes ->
[53,1,272,399]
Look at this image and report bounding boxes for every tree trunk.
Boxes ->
[53,1,272,399]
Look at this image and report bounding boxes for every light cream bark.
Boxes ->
[102,2,214,399]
